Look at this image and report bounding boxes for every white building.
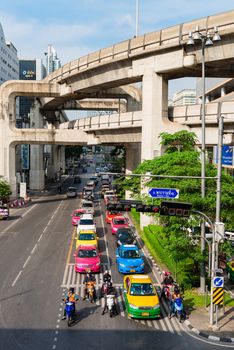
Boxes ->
[172,89,196,106]
[45,44,61,75]
[0,23,18,83]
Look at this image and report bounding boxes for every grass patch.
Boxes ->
[183,289,234,309]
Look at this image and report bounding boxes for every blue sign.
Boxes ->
[148,188,179,199]
[213,277,224,288]
[214,145,233,166]
[222,145,233,166]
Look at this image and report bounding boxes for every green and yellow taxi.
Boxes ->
[75,230,99,249]
[226,260,234,282]
[123,274,161,319]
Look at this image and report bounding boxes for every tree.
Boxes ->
[120,130,234,266]
[0,179,12,203]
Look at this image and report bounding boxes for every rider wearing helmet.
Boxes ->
[83,270,97,300]
[61,287,79,320]
[169,285,182,319]
[101,283,118,316]
[103,270,111,283]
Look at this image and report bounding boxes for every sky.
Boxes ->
[0,0,233,107]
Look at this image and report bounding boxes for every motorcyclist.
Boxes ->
[101,270,112,297]
[101,283,118,316]
[61,287,79,320]
[83,270,97,301]
[162,271,174,286]
[169,285,185,319]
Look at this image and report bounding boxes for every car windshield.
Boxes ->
[130,283,156,296]
[122,250,140,259]
[78,234,95,240]
[114,219,126,225]
[68,188,76,192]
[82,203,93,208]
[78,249,98,258]
[79,219,94,225]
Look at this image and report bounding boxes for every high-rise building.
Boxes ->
[0,23,19,83]
[45,44,61,75]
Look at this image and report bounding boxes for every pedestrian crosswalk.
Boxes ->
[61,263,183,335]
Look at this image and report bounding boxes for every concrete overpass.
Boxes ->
[1,9,234,195]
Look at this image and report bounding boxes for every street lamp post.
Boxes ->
[135,0,139,37]
[187,26,221,293]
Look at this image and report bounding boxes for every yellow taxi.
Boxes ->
[123,274,160,319]
[75,230,99,249]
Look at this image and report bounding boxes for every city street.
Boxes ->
[0,169,233,350]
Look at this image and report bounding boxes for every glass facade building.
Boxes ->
[0,23,18,84]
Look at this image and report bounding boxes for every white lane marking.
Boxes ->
[12,270,22,287]
[99,202,111,269]
[147,320,152,327]
[23,255,31,268]
[31,243,38,254]
[0,204,38,236]
[38,233,43,242]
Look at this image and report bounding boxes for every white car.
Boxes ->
[80,200,95,215]
[77,214,96,234]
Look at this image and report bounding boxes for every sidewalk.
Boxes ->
[185,305,234,343]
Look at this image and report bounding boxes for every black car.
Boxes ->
[115,227,137,246]
[74,175,81,184]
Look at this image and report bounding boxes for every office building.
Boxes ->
[172,89,196,106]
[0,23,18,83]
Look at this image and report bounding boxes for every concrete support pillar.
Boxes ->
[29,145,44,190]
[125,143,141,200]
[29,101,45,190]
[8,143,17,197]
[140,68,168,228]
[141,68,168,160]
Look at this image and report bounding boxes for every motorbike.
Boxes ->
[174,297,186,323]
[65,301,75,327]
[106,294,116,317]
[101,281,111,298]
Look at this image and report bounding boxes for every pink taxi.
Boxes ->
[73,245,101,273]
[111,215,130,235]
[71,209,86,226]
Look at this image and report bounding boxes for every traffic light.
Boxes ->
[136,204,160,213]
[160,201,192,217]
[107,203,131,212]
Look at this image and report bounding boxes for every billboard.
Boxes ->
[21,144,30,169]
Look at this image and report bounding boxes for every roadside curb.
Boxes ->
[184,319,234,344]
[146,250,234,344]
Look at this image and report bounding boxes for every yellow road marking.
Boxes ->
[66,227,76,265]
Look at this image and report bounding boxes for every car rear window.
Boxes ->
[114,219,126,225]
[82,203,93,208]
[79,219,94,225]
[78,234,95,240]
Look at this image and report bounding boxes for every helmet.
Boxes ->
[104,270,109,274]
[69,287,74,294]
[174,285,180,294]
